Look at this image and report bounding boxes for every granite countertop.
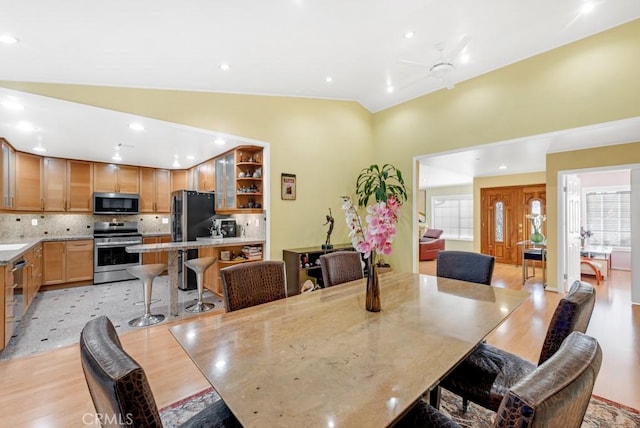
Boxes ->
[126,237,265,253]
[0,235,94,265]
[141,232,171,237]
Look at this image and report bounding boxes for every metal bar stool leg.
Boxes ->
[185,257,217,313]
[128,264,167,327]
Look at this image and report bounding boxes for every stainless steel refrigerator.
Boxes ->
[171,190,216,290]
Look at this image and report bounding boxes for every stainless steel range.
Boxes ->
[93,221,143,284]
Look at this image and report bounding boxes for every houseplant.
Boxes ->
[342,164,407,312]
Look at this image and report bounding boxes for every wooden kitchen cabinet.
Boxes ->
[196,159,215,192]
[199,242,264,296]
[67,160,94,211]
[1,139,16,210]
[142,235,171,266]
[171,169,189,192]
[93,163,139,194]
[139,168,171,213]
[43,240,94,285]
[43,158,93,211]
[23,244,42,309]
[1,265,8,348]
[14,151,43,211]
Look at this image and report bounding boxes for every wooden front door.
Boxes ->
[481,184,546,265]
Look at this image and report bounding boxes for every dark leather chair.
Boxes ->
[79,315,240,428]
[419,228,445,261]
[436,250,496,285]
[439,280,596,412]
[319,251,363,287]
[220,260,287,312]
[396,331,602,428]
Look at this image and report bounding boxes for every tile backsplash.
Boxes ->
[0,212,266,241]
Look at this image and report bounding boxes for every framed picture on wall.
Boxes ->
[281,173,296,200]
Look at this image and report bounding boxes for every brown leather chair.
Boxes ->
[438,280,595,412]
[79,315,240,428]
[419,228,445,261]
[220,260,287,312]
[396,331,602,428]
[436,250,496,285]
[319,251,363,287]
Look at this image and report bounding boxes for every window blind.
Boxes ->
[585,190,630,247]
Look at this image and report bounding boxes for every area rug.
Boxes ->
[160,387,640,427]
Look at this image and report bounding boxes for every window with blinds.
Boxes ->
[432,195,473,240]
[585,189,630,248]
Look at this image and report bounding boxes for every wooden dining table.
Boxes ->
[169,271,530,427]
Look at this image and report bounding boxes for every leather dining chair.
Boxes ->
[79,315,240,428]
[437,280,596,413]
[220,260,287,312]
[396,331,602,428]
[319,251,364,287]
[436,250,496,285]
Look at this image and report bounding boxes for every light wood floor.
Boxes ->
[0,264,638,427]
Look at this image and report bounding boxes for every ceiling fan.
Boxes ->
[399,35,471,90]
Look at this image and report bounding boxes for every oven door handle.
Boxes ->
[95,241,143,247]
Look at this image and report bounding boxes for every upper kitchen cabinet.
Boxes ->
[139,167,171,213]
[43,158,94,212]
[215,151,235,212]
[197,159,215,192]
[171,169,190,193]
[1,139,16,210]
[14,151,42,211]
[93,163,139,194]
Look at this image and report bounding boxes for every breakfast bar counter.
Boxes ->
[126,238,265,316]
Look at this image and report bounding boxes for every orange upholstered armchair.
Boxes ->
[419,228,445,261]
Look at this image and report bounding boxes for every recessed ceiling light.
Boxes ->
[581,2,596,14]
[214,138,225,146]
[129,122,144,131]
[33,145,46,153]
[220,63,230,71]
[16,121,35,132]
[1,100,24,110]
[404,31,415,39]
[387,86,394,93]
[325,76,333,83]
[0,34,18,44]
[186,155,195,160]
[498,165,507,170]
[112,154,122,161]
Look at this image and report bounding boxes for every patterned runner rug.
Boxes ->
[160,387,640,427]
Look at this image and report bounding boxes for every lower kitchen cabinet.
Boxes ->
[142,236,171,268]
[199,243,263,296]
[23,243,42,309]
[43,240,94,286]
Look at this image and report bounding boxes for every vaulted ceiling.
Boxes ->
[1,1,639,174]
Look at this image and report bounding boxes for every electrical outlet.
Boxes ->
[255,219,259,227]
[31,219,38,226]
[162,217,169,224]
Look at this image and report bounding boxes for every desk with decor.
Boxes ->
[169,271,530,427]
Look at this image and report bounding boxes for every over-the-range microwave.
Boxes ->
[93,192,140,215]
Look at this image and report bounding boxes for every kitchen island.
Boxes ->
[126,237,265,316]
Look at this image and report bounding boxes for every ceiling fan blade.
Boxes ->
[395,73,430,91]
[399,59,431,68]
[446,34,471,60]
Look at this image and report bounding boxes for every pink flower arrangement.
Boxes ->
[341,195,402,260]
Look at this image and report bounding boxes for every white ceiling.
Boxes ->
[1,1,639,172]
